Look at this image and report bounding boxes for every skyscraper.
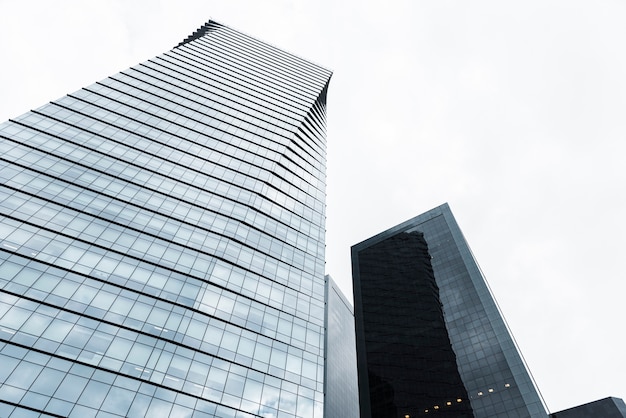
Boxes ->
[324,275,360,417]
[0,20,331,418]
[351,203,548,418]
[550,397,626,418]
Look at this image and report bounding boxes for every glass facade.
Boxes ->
[352,203,548,418]
[0,20,331,417]
[550,397,626,418]
[324,275,359,418]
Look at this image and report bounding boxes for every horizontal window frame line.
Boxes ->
[123,65,303,131]
[0,399,65,418]
[140,56,328,176]
[125,57,325,178]
[210,24,331,85]
[197,27,328,93]
[4,117,324,260]
[186,38,320,103]
[154,52,310,122]
[0,175,323,292]
[1,130,324,268]
[0,182,323,315]
[167,48,311,114]
[103,72,296,152]
[301,99,329,145]
[62,88,326,202]
[116,67,326,163]
[77,83,324,188]
[95,75,326,173]
[0,197,324,315]
[0,174,322,281]
[0,336,264,418]
[301,98,329,140]
[6,115,324,243]
[180,41,318,107]
[0,249,321,358]
[187,42,320,111]
[311,95,329,128]
[140,59,303,125]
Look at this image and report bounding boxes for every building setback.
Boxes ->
[0,21,331,417]
[351,203,548,418]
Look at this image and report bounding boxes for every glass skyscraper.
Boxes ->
[0,20,331,418]
[351,203,548,418]
[550,397,626,418]
[323,275,359,417]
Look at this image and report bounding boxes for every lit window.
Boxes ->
[488,388,494,393]
[505,383,511,388]
[478,392,483,396]
[434,405,439,410]
[457,398,462,403]
[446,401,452,406]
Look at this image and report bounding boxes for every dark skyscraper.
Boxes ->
[351,203,548,418]
[550,397,626,418]
[0,20,331,417]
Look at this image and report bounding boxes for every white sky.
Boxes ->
[1,0,625,413]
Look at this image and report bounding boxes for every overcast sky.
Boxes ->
[1,0,625,413]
